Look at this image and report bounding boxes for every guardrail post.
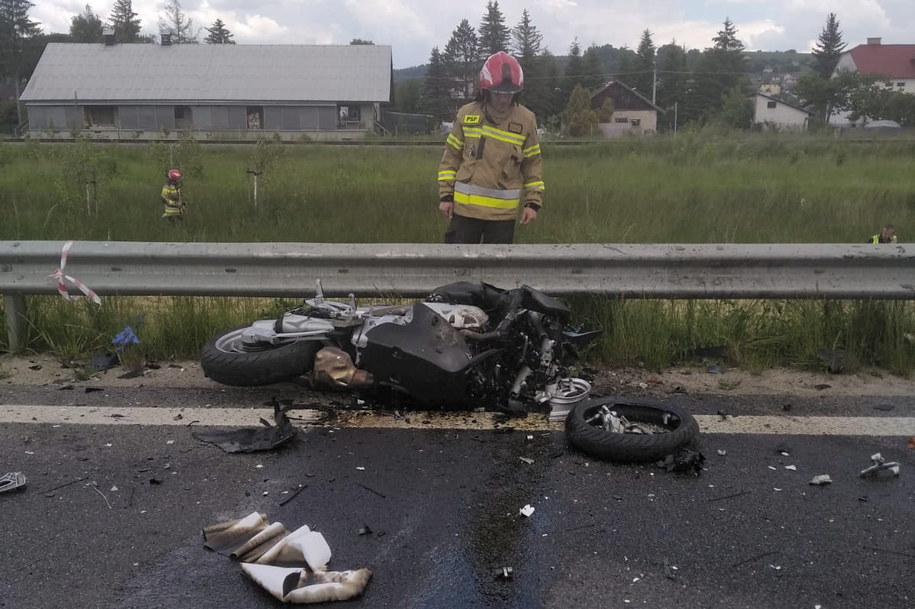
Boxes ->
[3,294,27,353]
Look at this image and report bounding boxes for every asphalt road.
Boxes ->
[1,382,912,609]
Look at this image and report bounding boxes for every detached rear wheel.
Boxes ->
[565,396,699,462]
[200,325,320,386]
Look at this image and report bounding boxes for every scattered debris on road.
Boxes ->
[809,474,832,486]
[0,471,27,493]
[192,404,297,453]
[659,448,705,475]
[203,511,371,604]
[859,453,900,478]
[493,566,514,580]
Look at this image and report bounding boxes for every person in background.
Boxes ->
[437,51,544,244]
[869,225,897,243]
[161,168,186,221]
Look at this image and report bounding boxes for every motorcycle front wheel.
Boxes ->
[200,325,321,386]
[565,396,699,462]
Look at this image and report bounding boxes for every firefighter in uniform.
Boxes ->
[161,168,186,221]
[869,225,897,243]
[437,51,544,244]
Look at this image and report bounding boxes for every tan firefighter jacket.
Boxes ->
[438,101,544,221]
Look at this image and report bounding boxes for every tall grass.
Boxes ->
[1,130,914,374]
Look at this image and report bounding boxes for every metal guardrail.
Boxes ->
[1,240,913,352]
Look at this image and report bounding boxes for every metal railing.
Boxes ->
[1,240,913,352]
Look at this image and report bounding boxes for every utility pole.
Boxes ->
[652,64,657,105]
[673,101,678,138]
[12,24,22,126]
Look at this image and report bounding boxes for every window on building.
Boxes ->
[614,117,629,123]
[338,105,362,128]
[897,82,905,88]
[630,118,641,126]
[767,100,777,109]
[85,106,116,127]
[174,105,192,128]
[246,106,263,129]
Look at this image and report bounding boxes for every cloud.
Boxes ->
[26,0,915,68]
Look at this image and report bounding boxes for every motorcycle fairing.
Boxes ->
[429,282,570,323]
[358,302,500,407]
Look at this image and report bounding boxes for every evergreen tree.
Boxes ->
[0,0,40,124]
[204,18,234,44]
[423,47,455,120]
[562,39,583,96]
[655,41,688,130]
[511,9,541,59]
[581,45,604,92]
[811,13,846,78]
[596,97,615,123]
[107,0,141,43]
[443,19,480,101]
[539,50,563,128]
[70,4,104,43]
[349,38,374,45]
[394,78,421,113]
[632,29,656,101]
[159,0,198,44]
[563,83,597,137]
[716,85,753,129]
[693,18,747,120]
[477,0,510,58]
[616,46,636,85]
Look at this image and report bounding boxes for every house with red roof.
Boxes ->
[829,37,915,126]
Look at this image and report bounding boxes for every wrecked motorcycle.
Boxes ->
[200,281,699,461]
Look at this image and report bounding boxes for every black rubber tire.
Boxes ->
[200,325,320,386]
[565,396,699,462]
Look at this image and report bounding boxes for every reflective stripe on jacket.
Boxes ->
[438,101,544,221]
[161,184,184,216]
[162,184,181,204]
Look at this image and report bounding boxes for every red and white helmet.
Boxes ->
[479,51,524,94]
[167,168,183,181]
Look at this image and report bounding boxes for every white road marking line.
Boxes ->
[0,405,322,427]
[696,415,915,436]
[1,405,913,436]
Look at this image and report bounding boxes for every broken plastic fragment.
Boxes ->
[192,404,297,453]
[204,513,370,603]
[519,504,535,517]
[809,474,832,486]
[0,471,27,493]
[493,566,513,580]
[859,453,901,477]
[240,563,372,603]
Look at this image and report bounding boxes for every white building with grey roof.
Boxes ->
[20,36,392,140]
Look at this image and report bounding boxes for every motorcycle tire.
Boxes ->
[565,396,699,462]
[200,326,321,387]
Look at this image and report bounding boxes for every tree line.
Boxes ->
[1,0,913,134]
[403,3,915,131]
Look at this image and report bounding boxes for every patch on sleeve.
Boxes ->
[463,114,481,125]
[508,122,523,133]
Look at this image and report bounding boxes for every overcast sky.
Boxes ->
[33,0,915,69]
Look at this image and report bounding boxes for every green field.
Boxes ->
[1,131,914,376]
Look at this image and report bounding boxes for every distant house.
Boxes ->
[752,93,811,130]
[590,80,662,136]
[829,37,915,126]
[20,36,392,140]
